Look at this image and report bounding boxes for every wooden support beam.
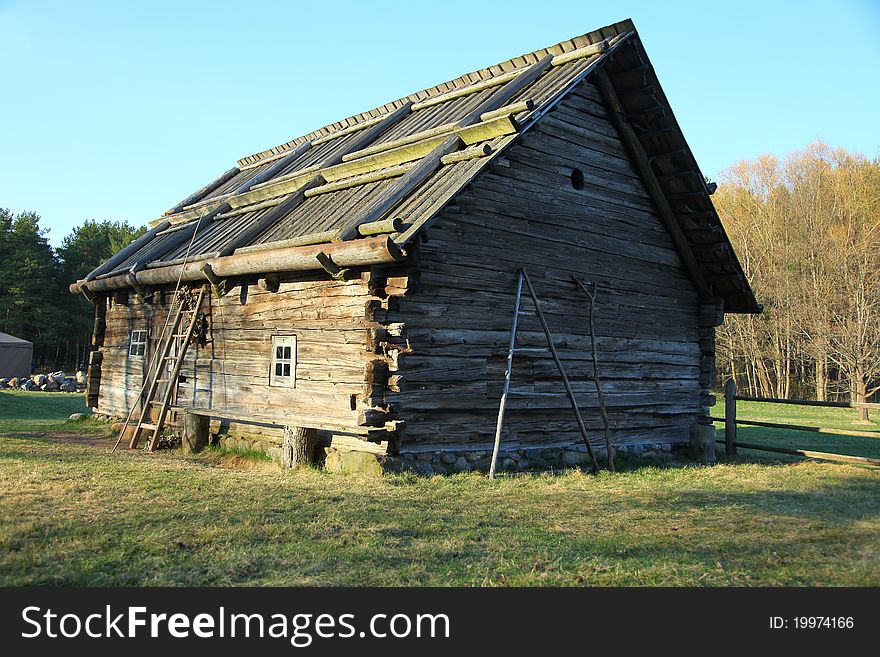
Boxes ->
[311,111,400,146]
[182,141,314,214]
[235,141,313,188]
[457,115,518,143]
[648,148,689,165]
[239,147,298,171]
[214,196,284,220]
[315,251,350,281]
[306,163,415,197]
[83,221,171,281]
[322,102,415,163]
[229,103,414,209]
[333,56,541,242]
[328,115,513,177]
[595,68,709,297]
[217,176,325,257]
[479,99,534,122]
[333,135,464,241]
[257,273,280,292]
[201,262,227,297]
[93,204,226,284]
[323,135,450,181]
[439,142,493,165]
[460,56,552,126]
[164,168,239,216]
[125,272,152,303]
[357,217,403,237]
[342,122,460,162]
[411,69,523,111]
[144,251,218,269]
[357,409,388,428]
[550,39,609,66]
[75,235,403,293]
[233,230,337,254]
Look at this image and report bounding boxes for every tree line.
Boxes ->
[0,208,144,372]
[714,142,880,418]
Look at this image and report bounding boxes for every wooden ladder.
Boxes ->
[127,285,206,451]
[489,268,600,478]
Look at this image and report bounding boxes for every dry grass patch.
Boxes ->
[2,390,878,586]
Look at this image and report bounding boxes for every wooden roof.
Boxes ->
[78,18,759,313]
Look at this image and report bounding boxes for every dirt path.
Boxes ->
[17,431,116,449]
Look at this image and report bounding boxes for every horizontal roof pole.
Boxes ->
[70,235,405,295]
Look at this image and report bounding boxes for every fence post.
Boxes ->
[725,378,737,456]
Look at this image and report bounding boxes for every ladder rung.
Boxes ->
[163,355,178,360]
[139,423,158,431]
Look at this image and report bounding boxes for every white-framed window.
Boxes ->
[270,335,296,387]
[129,330,147,357]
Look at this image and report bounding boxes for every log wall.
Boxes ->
[97,273,401,453]
[389,78,705,453]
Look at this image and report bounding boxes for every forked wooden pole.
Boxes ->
[572,276,615,471]
[489,270,524,479]
[521,269,600,474]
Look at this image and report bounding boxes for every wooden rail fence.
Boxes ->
[710,379,880,467]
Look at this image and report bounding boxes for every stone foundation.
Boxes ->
[189,421,689,476]
[318,442,686,476]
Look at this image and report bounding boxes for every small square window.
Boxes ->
[129,330,147,357]
[270,335,296,387]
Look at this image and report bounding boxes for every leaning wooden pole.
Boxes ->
[489,270,524,479]
[521,269,600,473]
[573,276,614,471]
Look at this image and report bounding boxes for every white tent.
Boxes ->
[0,331,33,378]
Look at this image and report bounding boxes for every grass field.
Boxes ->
[1,389,878,586]
[714,399,880,460]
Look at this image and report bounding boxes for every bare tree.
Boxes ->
[714,143,880,418]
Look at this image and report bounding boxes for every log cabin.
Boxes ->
[70,19,760,474]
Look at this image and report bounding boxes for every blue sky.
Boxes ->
[1,0,878,245]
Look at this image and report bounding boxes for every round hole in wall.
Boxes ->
[570,168,585,190]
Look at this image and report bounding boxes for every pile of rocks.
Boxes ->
[0,371,86,393]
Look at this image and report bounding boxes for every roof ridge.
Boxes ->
[235,18,636,168]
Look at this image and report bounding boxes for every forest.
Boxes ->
[714,142,880,415]
[0,209,144,372]
[1,142,877,411]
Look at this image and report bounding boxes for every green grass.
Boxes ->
[714,399,880,460]
[0,390,878,586]
[0,389,98,435]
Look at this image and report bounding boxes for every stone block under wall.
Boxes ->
[309,442,689,476]
[109,410,691,475]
